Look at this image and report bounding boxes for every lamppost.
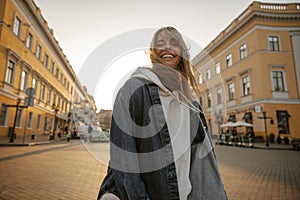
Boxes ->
[9,98,21,143]
[258,111,273,147]
[51,104,59,140]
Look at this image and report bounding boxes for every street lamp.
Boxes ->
[9,98,21,143]
[51,104,59,140]
[257,111,273,147]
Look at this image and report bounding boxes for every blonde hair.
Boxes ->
[149,26,200,95]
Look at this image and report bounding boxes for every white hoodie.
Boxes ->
[132,67,192,200]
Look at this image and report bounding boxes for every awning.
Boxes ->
[220,121,235,127]
[221,121,253,127]
[233,121,253,127]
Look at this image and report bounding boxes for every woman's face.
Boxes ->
[154,31,182,69]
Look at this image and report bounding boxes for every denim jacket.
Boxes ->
[98,77,227,200]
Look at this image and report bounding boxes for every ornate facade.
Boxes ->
[193,2,300,141]
[0,0,96,141]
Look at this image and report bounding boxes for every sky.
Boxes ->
[34,0,299,110]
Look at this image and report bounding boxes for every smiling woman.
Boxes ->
[97,26,228,200]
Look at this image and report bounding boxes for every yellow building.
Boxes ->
[193,1,300,142]
[0,0,95,141]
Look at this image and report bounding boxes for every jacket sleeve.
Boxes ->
[99,78,151,200]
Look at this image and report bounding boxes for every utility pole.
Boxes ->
[257,111,273,147]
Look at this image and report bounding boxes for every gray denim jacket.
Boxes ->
[98,77,228,200]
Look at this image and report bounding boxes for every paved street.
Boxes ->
[0,140,299,200]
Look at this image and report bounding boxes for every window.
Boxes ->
[13,16,22,37]
[228,115,236,122]
[16,109,23,127]
[206,69,211,80]
[32,78,38,90]
[60,73,63,83]
[58,97,61,107]
[268,36,280,51]
[56,68,59,79]
[40,84,45,101]
[207,91,212,107]
[47,87,52,104]
[226,53,232,68]
[62,100,65,111]
[215,62,221,74]
[49,118,53,132]
[242,76,251,96]
[44,117,48,132]
[228,82,235,101]
[51,62,55,74]
[5,60,15,84]
[272,71,285,91]
[0,104,8,126]
[27,112,33,128]
[53,93,56,106]
[239,43,247,60]
[36,114,41,130]
[36,45,42,59]
[216,88,222,104]
[44,54,49,68]
[25,33,33,50]
[277,111,290,134]
[20,70,28,91]
[198,74,203,84]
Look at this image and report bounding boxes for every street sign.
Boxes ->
[254,106,262,113]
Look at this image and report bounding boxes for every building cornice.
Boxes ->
[193,1,300,65]
[19,0,78,81]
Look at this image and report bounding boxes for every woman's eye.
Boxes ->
[171,43,178,47]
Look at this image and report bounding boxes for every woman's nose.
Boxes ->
[164,44,172,50]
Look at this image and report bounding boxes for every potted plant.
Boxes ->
[277,134,282,144]
[269,133,275,143]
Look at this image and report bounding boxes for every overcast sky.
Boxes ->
[34,0,299,110]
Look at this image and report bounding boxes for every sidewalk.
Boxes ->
[252,141,294,150]
[0,134,66,146]
[2,134,295,150]
[214,140,295,150]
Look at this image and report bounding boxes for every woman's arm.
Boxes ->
[100,78,151,200]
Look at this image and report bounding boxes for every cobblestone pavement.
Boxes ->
[216,145,300,200]
[0,140,299,200]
